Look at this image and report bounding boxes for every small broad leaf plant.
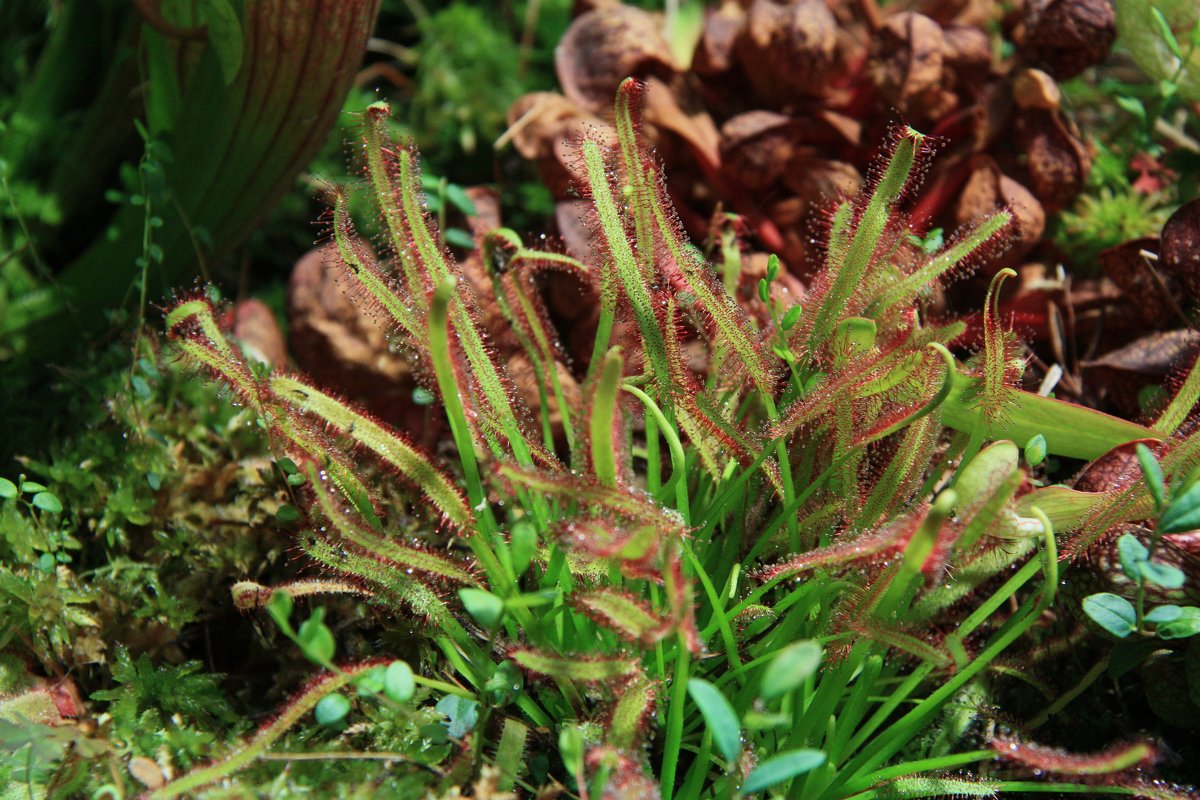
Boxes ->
[160,79,1198,800]
[1083,444,1200,641]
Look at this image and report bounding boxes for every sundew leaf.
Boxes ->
[231,579,369,611]
[575,589,670,645]
[876,776,1001,798]
[1083,593,1137,638]
[273,374,473,528]
[493,717,528,791]
[581,134,672,390]
[147,663,379,799]
[511,649,640,684]
[760,641,822,700]
[613,80,778,394]
[608,675,657,750]
[991,735,1156,775]
[687,678,741,763]
[802,127,925,357]
[306,464,480,586]
[739,749,826,796]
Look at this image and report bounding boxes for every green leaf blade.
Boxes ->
[687,677,742,763]
[739,749,826,796]
[760,641,822,701]
[1083,592,1137,638]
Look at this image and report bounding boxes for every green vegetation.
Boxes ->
[3,3,1200,798]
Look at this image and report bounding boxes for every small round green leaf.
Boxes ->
[444,227,476,250]
[1159,481,1200,533]
[314,693,351,725]
[1083,592,1137,638]
[0,478,16,499]
[436,695,480,739]
[445,183,477,216]
[1157,607,1200,640]
[760,640,822,700]
[276,503,301,523]
[687,678,742,763]
[1140,560,1186,589]
[1117,532,1149,579]
[766,254,780,283]
[459,588,505,628]
[355,666,387,695]
[20,481,47,493]
[266,590,294,629]
[1024,434,1048,467]
[32,492,63,514]
[384,660,415,703]
[739,749,827,795]
[297,614,336,663]
[131,375,152,399]
[1145,605,1183,624]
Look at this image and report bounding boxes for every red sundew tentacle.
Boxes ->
[991,735,1158,777]
[573,588,674,647]
[755,516,918,582]
[849,617,956,669]
[509,648,642,685]
[144,660,386,800]
[603,679,659,751]
[320,183,426,342]
[271,370,473,529]
[495,462,686,535]
[550,517,665,581]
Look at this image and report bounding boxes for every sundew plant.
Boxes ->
[157,79,1200,799]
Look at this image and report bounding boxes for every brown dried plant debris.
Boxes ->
[507,0,1111,292]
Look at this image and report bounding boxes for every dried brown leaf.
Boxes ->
[736,0,838,106]
[1099,237,1180,327]
[1018,0,1116,80]
[1014,109,1090,213]
[873,12,947,113]
[556,5,676,113]
[1161,198,1200,305]
[955,157,1045,269]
